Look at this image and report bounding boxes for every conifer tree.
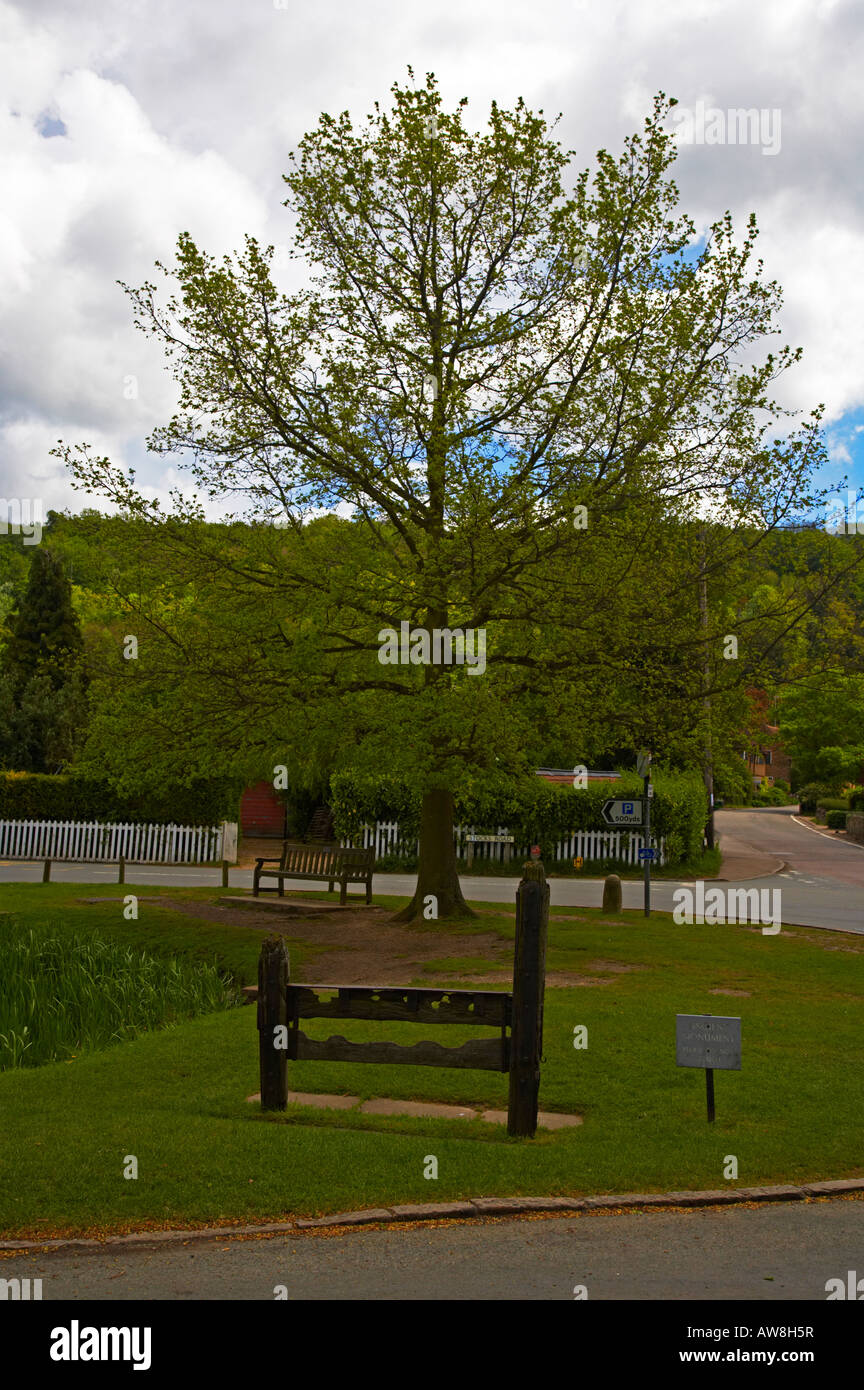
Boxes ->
[0,550,87,771]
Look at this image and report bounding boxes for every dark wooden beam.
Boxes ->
[287,984,511,1027]
[294,1032,508,1072]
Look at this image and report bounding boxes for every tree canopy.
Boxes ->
[55,74,854,918]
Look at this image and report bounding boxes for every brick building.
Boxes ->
[741,689,792,789]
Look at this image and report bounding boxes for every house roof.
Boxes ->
[536,768,621,783]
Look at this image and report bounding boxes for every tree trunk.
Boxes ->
[390,787,477,924]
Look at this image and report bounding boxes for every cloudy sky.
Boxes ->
[1,0,862,524]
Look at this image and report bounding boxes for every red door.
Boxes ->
[240,781,285,837]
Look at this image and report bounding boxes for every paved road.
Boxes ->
[719,807,863,881]
[714,807,864,933]
[5,1199,862,1300]
[1,808,861,931]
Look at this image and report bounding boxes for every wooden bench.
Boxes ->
[253,842,374,904]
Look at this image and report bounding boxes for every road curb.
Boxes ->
[791,815,864,850]
[711,857,786,881]
[712,833,786,882]
[3,1179,862,1254]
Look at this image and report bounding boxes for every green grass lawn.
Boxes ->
[0,881,862,1238]
[0,881,323,986]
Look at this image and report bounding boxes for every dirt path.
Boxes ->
[149,896,639,987]
[149,896,516,985]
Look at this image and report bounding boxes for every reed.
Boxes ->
[0,917,240,1069]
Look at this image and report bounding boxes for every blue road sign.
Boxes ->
[638,847,656,861]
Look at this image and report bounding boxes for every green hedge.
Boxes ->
[330,768,708,865]
[848,787,864,812]
[712,756,752,806]
[752,786,792,807]
[816,796,849,813]
[797,782,836,813]
[826,809,848,830]
[0,773,241,826]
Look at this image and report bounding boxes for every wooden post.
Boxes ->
[118,855,125,885]
[257,935,289,1111]
[42,858,51,883]
[221,858,229,888]
[706,1067,715,1123]
[508,861,549,1138]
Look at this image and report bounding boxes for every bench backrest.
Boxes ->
[279,843,373,875]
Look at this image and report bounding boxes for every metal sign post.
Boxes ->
[637,750,652,918]
[643,775,651,917]
[676,1014,742,1123]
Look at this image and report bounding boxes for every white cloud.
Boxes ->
[0,3,272,508]
[1,0,863,514]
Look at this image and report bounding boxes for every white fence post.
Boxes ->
[220,821,238,863]
[336,818,668,867]
[0,818,227,865]
[346,819,669,868]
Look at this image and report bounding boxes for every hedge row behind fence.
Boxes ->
[330,768,708,865]
[0,772,241,827]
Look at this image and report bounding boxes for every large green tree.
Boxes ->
[58,76,839,920]
[778,673,864,789]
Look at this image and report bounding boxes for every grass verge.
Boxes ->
[0,881,861,1237]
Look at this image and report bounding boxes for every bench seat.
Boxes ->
[253,842,374,904]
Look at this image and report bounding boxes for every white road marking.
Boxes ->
[790,815,864,850]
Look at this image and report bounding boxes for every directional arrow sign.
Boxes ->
[601,798,644,827]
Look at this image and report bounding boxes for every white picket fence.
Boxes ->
[343,820,666,866]
[0,818,227,864]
